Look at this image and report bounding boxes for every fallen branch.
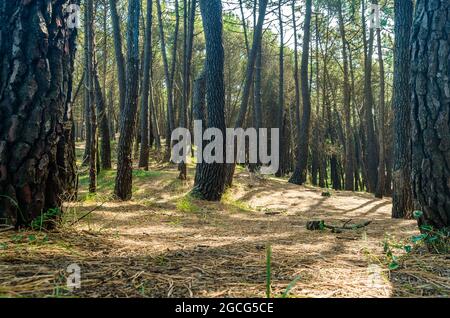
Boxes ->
[306,220,372,233]
[0,225,14,233]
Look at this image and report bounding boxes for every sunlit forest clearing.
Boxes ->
[0,0,449,300]
[0,143,447,298]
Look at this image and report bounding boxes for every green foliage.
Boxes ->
[411,210,449,253]
[281,275,301,298]
[266,244,272,298]
[176,195,200,213]
[30,208,62,230]
[383,211,449,270]
[265,244,302,298]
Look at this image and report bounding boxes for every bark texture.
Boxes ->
[410,0,450,230]
[392,0,414,218]
[114,0,140,200]
[0,0,78,227]
[191,0,226,201]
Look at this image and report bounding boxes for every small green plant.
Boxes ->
[265,244,301,298]
[410,211,449,253]
[176,195,200,213]
[321,191,331,197]
[31,208,62,230]
[266,244,272,298]
[281,275,302,298]
[383,210,449,270]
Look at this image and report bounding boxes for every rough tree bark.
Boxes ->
[86,0,97,193]
[139,0,153,171]
[0,0,78,227]
[109,0,126,113]
[392,0,413,218]
[289,0,313,185]
[410,0,450,231]
[275,0,286,178]
[361,0,379,193]
[156,0,177,158]
[94,65,111,170]
[375,0,385,199]
[191,0,226,201]
[337,0,355,191]
[114,0,140,200]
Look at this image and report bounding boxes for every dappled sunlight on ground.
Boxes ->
[0,158,447,298]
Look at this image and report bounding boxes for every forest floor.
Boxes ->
[0,144,449,298]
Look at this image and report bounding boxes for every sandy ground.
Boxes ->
[0,164,447,298]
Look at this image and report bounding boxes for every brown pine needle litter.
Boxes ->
[0,166,448,298]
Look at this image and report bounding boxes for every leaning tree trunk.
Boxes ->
[410,0,450,231]
[223,0,268,188]
[392,0,413,218]
[114,0,140,200]
[191,0,226,201]
[0,0,78,227]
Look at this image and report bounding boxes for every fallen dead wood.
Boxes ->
[306,220,372,233]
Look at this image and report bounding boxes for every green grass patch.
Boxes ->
[176,195,201,213]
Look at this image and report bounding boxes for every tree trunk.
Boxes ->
[114,0,140,200]
[361,0,378,193]
[191,0,226,201]
[86,0,97,193]
[109,0,126,113]
[375,2,385,199]
[338,0,355,191]
[224,0,268,187]
[156,0,177,158]
[392,0,414,218]
[94,65,112,170]
[289,0,313,185]
[410,0,450,231]
[139,0,153,171]
[0,0,78,227]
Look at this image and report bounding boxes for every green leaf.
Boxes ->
[0,243,7,250]
[266,244,272,299]
[420,225,433,232]
[388,261,399,270]
[412,210,423,219]
[282,275,301,298]
[319,221,325,231]
[403,245,412,253]
[28,235,36,242]
[411,234,427,243]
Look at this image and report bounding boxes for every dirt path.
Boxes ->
[0,165,447,298]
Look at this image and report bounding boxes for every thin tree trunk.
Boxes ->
[338,0,355,191]
[362,0,379,193]
[375,3,385,199]
[392,0,413,218]
[109,0,126,113]
[139,0,153,170]
[224,0,268,187]
[289,0,313,185]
